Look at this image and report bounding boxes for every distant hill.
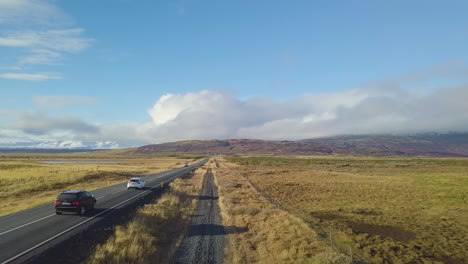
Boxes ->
[131,133,468,157]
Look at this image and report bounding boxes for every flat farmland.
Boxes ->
[229,156,468,263]
[0,152,199,216]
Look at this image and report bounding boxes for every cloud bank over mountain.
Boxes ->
[144,85,468,142]
[1,63,468,148]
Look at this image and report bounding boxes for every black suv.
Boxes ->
[55,190,96,215]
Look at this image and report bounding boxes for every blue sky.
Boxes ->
[1,0,468,148]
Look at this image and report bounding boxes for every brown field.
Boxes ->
[88,162,206,264]
[0,151,200,216]
[212,158,348,264]
[227,156,468,263]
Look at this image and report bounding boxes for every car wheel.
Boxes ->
[56,211,62,215]
[79,206,86,216]
[91,203,95,210]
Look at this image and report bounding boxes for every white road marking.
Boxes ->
[0,172,177,236]
[0,195,105,236]
[1,186,158,264]
[0,203,52,220]
[0,214,55,237]
[111,189,127,195]
[0,161,206,264]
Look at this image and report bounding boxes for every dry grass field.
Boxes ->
[0,151,198,216]
[213,158,347,264]
[88,163,206,264]
[228,156,468,263]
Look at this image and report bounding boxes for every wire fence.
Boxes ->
[242,174,372,264]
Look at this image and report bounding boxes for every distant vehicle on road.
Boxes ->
[127,178,145,189]
[55,190,96,215]
[184,163,189,167]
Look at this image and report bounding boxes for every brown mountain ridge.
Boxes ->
[131,133,468,157]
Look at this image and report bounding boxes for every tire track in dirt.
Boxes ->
[174,168,225,264]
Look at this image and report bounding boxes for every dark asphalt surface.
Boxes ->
[0,159,207,264]
[174,168,225,264]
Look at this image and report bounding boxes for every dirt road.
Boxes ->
[174,168,225,264]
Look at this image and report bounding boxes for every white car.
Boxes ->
[127,178,145,189]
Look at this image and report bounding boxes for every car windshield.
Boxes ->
[130,179,140,182]
[57,193,78,200]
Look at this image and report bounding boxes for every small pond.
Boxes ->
[41,161,122,164]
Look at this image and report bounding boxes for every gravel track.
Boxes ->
[174,168,225,264]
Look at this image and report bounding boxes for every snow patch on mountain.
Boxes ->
[0,140,119,149]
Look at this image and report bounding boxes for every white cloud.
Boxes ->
[0,130,119,149]
[141,80,468,142]
[36,140,87,149]
[148,91,242,125]
[0,72,62,81]
[145,89,368,140]
[0,0,92,77]
[33,96,97,109]
[9,112,99,135]
[18,49,63,65]
[0,29,93,53]
[0,0,71,26]
[95,141,120,149]
[1,66,468,148]
[2,84,468,147]
[0,29,93,66]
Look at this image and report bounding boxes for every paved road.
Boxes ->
[174,168,225,264]
[0,159,207,264]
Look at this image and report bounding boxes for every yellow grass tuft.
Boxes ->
[213,158,345,264]
[0,154,198,216]
[88,165,206,264]
[228,156,468,263]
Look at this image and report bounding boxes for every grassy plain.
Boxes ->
[229,156,468,263]
[0,151,200,216]
[213,158,347,264]
[88,162,206,264]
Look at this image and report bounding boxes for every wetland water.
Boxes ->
[41,161,122,164]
